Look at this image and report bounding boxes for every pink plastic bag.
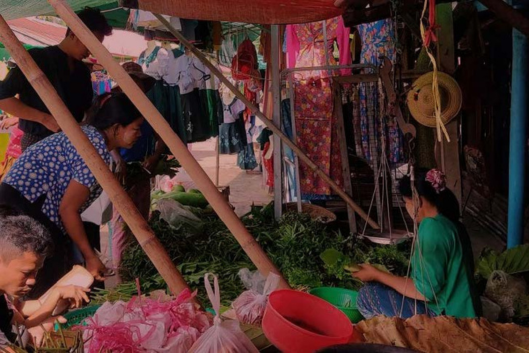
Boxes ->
[232,269,280,325]
[188,274,259,353]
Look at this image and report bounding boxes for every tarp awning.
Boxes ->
[0,0,117,21]
[0,0,345,25]
[134,0,344,24]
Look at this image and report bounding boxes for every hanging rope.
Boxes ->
[420,0,450,142]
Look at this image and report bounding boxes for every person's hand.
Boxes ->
[0,116,18,130]
[40,114,61,133]
[54,285,90,309]
[28,316,66,347]
[352,264,383,282]
[85,256,107,282]
[142,155,159,174]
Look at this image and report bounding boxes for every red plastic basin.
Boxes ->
[262,289,353,353]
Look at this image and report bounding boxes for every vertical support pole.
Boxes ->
[288,74,303,212]
[507,1,528,248]
[272,25,283,219]
[333,81,357,233]
[435,3,462,207]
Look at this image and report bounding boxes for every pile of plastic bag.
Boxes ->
[188,273,259,353]
[232,269,280,326]
[79,289,210,352]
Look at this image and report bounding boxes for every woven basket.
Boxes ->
[284,203,337,224]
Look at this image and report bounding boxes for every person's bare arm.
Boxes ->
[0,98,60,132]
[59,180,106,281]
[143,132,166,173]
[353,264,427,301]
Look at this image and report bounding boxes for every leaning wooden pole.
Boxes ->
[478,0,529,38]
[153,14,380,230]
[48,0,290,288]
[0,15,191,296]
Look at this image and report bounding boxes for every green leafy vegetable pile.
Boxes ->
[117,203,410,306]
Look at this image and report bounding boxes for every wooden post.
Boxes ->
[333,81,357,233]
[153,14,380,230]
[478,0,529,37]
[0,15,191,296]
[271,25,283,219]
[436,3,462,207]
[48,0,290,288]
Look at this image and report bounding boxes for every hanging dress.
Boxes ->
[192,57,221,138]
[219,97,247,154]
[285,17,350,195]
[357,19,402,163]
[173,54,208,143]
[164,49,187,142]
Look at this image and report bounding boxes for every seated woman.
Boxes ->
[0,92,143,298]
[354,169,479,319]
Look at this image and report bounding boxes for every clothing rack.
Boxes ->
[279,64,380,231]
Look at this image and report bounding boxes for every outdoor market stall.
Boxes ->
[1,0,529,352]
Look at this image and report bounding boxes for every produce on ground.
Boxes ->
[117,203,410,306]
[476,244,529,325]
[356,315,529,353]
[151,185,209,209]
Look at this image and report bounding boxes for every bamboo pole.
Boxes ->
[154,14,380,230]
[0,15,191,296]
[48,0,290,288]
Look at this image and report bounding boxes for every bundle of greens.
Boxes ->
[118,203,410,306]
[125,155,180,190]
[320,241,411,290]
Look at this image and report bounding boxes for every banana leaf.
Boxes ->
[476,244,529,280]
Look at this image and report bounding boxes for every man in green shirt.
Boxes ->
[354,169,479,319]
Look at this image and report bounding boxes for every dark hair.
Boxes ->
[0,205,21,217]
[66,7,113,37]
[0,216,54,261]
[398,169,461,223]
[84,92,142,131]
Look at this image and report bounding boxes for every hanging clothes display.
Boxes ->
[357,19,403,163]
[285,17,351,195]
[257,128,274,188]
[91,71,112,96]
[237,115,258,170]
[171,53,210,143]
[193,57,221,138]
[219,93,247,155]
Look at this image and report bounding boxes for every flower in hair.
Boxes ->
[426,169,446,193]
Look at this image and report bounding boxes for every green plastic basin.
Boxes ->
[309,287,364,323]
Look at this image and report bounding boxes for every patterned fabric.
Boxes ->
[286,17,351,77]
[294,79,343,195]
[357,19,403,164]
[357,282,437,319]
[4,126,111,228]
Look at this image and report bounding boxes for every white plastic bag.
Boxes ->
[188,274,259,353]
[156,198,203,231]
[232,269,280,325]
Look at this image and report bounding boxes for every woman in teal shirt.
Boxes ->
[354,169,480,319]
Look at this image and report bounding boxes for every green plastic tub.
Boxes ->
[54,305,101,331]
[309,287,363,323]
